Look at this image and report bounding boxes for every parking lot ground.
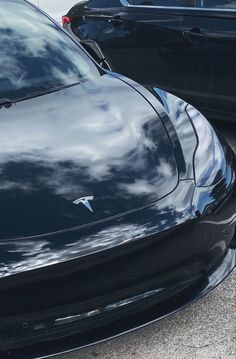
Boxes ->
[55,119,236,359]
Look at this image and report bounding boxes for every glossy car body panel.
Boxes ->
[1,162,236,358]
[0,2,236,359]
[0,73,179,238]
[1,81,236,356]
[66,0,236,122]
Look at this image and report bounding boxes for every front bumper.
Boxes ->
[1,157,236,359]
[2,241,235,359]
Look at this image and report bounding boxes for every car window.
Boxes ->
[127,0,236,8]
[127,0,187,6]
[88,0,121,7]
[200,1,236,9]
[0,0,100,102]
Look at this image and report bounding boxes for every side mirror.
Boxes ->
[80,39,111,71]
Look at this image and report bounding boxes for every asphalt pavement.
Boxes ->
[55,119,236,359]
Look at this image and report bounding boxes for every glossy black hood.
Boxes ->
[0,74,178,238]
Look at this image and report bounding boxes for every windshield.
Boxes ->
[0,0,100,102]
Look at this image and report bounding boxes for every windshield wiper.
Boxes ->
[15,81,82,103]
[0,98,15,110]
[0,81,82,107]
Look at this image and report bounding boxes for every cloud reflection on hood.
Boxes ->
[0,75,178,239]
[0,180,195,278]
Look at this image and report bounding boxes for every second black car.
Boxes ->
[63,0,236,122]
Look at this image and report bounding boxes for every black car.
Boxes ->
[63,0,236,122]
[0,1,236,358]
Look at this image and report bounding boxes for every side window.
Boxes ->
[88,0,121,7]
[109,0,122,5]
[127,0,186,6]
[127,0,236,7]
[201,1,236,9]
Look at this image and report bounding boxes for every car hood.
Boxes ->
[0,74,178,239]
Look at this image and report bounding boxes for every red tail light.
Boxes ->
[62,16,72,26]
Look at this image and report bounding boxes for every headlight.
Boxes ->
[186,105,227,187]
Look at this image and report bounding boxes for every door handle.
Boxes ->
[83,14,123,24]
[108,15,124,24]
[83,14,110,19]
[182,28,207,42]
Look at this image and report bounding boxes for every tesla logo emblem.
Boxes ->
[73,196,94,212]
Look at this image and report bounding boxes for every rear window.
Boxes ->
[0,0,100,102]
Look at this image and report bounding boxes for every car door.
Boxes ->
[180,1,236,121]
[102,1,187,89]
[70,1,186,87]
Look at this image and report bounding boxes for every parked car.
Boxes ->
[0,1,236,358]
[63,0,236,122]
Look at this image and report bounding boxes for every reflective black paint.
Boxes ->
[1,71,236,356]
[66,0,236,122]
[0,74,178,238]
[0,2,236,359]
[1,161,236,358]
